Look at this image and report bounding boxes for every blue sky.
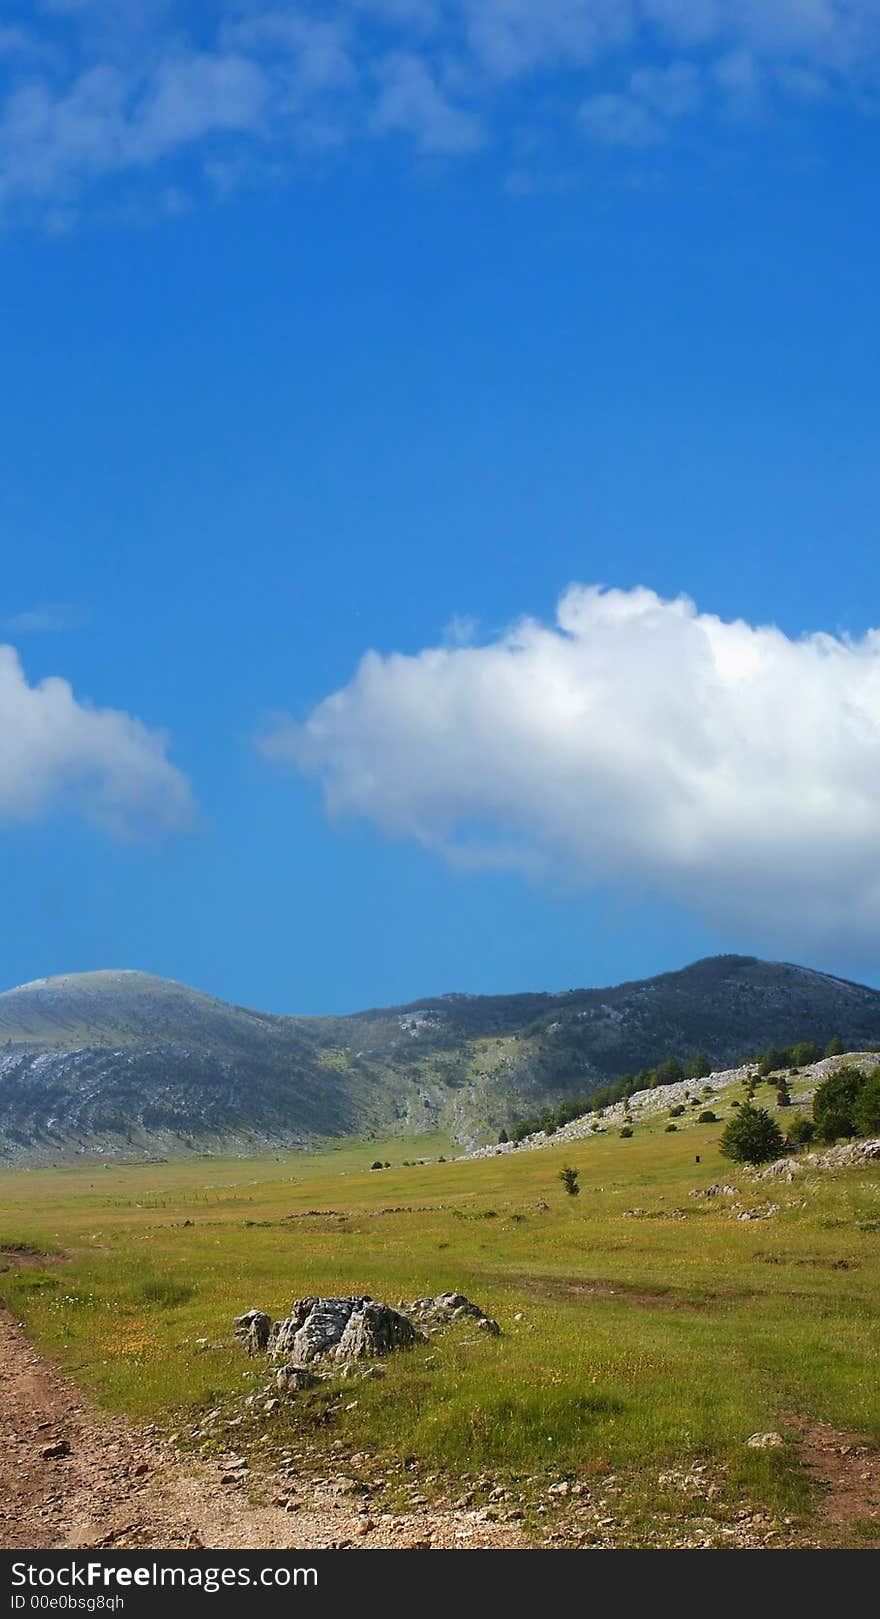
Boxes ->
[2,2,880,1013]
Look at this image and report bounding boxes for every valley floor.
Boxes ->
[3,1303,879,1552]
[0,1306,527,1551]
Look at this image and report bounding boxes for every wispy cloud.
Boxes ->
[0,642,192,837]
[2,2,880,225]
[4,601,91,634]
[263,584,880,948]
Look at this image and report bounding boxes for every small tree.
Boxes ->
[720,1103,783,1166]
[559,1165,580,1196]
[791,1041,822,1068]
[687,1052,712,1080]
[498,1128,509,1144]
[775,1078,792,1107]
[813,1065,864,1142]
[654,1058,685,1086]
[788,1114,816,1147]
[619,1125,634,1138]
[825,1034,845,1057]
[854,1071,880,1136]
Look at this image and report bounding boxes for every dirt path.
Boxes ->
[0,1308,527,1551]
[792,1417,880,1537]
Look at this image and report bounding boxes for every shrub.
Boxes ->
[665,1123,678,1133]
[668,1104,685,1118]
[370,1160,384,1170]
[559,1165,580,1196]
[788,1114,816,1146]
[825,1034,845,1057]
[619,1126,634,1138]
[698,1110,717,1124]
[719,1103,784,1166]
[775,1080,792,1107]
[853,1071,880,1137]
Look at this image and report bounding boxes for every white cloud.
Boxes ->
[0,643,192,837]
[263,584,880,944]
[371,51,483,152]
[3,1,880,221]
[461,0,634,81]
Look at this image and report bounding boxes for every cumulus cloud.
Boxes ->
[3,1,880,223]
[263,585,880,943]
[0,643,192,837]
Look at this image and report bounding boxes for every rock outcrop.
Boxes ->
[268,1296,426,1366]
[403,1292,501,1335]
[233,1290,500,1376]
[752,1137,880,1181]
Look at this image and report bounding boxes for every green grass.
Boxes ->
[1,1096,878,1543]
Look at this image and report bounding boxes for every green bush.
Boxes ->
[719,1103,783,1166]
[669,1104,685,1118]
[853,1071,880,1137]
[697,1110,717,1124]
[665,1123,678,1133]
[559,1165,580,1196]
[619,1125,634,1138]
[788,1114,815,1146]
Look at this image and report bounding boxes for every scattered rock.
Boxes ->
[405,1293,501,1336]
[40,1440,70,1461]
[233,1309,272,1354]
[746,1432,785,1449]
[274,1366,317,1393]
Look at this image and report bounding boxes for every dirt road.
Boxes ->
[0,1308,526,1551]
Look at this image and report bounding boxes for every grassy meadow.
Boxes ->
[1,1088,879,1545]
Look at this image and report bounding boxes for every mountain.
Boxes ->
[2,955,880,1162]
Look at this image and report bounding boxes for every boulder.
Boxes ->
[274,1365,318,1392]
[233,1308,272,1354]
[745,1432,785,1449]
[269,1296,426,1365]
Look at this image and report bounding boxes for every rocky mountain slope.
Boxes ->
[1,955,879,1162]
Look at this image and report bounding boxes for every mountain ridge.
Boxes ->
[2,954,880,1163]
